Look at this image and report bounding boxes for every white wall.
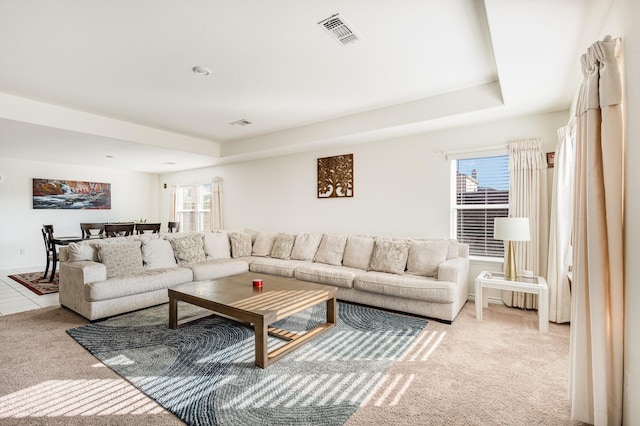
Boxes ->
[160,110,568,297]
[0,158,160,270]
[599,0,640,422]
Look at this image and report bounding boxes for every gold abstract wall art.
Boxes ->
[317,154,353,198]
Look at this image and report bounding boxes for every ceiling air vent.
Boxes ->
[318,13,360,46]
[229,119,252,127]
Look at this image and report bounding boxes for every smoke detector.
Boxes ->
[318,13,360,46]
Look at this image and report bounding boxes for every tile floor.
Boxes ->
[0,267,60,315]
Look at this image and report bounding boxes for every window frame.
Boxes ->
[174,183,212,232]
[449,151,509,261]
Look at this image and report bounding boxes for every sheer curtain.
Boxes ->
[210,177,224,231]
[169,183,178,222]
[570,37,624,425]
[546,123,574,323]
[502,139,548,309]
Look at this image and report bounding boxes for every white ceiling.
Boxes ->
[0,0,612,173]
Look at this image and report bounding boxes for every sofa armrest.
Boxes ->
[437,257,469,287]
[60,261,107,286]
[59,261,107,313]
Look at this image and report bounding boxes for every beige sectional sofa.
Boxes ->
[59,230,469,322]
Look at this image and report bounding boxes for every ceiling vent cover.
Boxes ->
[229,119,252,127]
[318,13,360,45]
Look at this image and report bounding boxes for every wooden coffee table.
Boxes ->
[168,273,338,368]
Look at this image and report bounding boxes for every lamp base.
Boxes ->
[504,240,517,280]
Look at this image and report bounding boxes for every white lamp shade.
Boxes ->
[493,217,530,241]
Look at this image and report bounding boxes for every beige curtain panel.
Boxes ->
[546,124,574,323]
[569,37,624,425]
[502,139,549,309]
[211,177,224,231]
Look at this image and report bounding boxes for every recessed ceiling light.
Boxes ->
[161,162,177,165]
[229,119,252,127]
[106,155,115,159]
[192,65,212,76]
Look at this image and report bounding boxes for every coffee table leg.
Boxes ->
[254,318,268,368]
[169,297,178,329]
[327,297,337,324]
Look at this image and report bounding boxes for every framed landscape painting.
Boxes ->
[32,178,111,210]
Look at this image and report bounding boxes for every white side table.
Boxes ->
[475,271,549,333]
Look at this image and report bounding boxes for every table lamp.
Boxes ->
[494,217,530,280]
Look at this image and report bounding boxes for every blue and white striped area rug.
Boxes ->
[67,301,427,426]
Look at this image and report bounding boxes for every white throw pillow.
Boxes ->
[251,231,279,257]
[203,232,231,259]
[67,241,98,262]
[141,239,177,270]
[342,235,375,270]
[314,233,348,266]
[290,232,323,261]
[406,239,449,277]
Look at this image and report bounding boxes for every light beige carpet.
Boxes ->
[0,302,585,425]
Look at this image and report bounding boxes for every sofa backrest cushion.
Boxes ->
[141,238,178,270]
[252,231,279,257]
[228,232,252,258]
[406,239,449,278]
[314,233,348,266]
[369,239,410,275]
[342,235,375,270]
[270,233,297,259]
[290,232,323,261]
[97,240,145,278]
[67,241,100,262]
[203,232,231,259]
[168,234,206,265]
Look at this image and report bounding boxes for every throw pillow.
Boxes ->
[228,232,252,258]
[97,241,145,278]
[406,239,449,277]
[67,241,98,262]
[314,233,348,266]
[252,231,278,257]
[290,232,323,261]
[270,233,296,259]
[168,234,206,265]
[141,238,177,270]
[342,235,375,270]
[203,232,231,259]
[369,239,410,275]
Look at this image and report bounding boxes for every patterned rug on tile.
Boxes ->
[67,301,427,426]
[8,271,59,295]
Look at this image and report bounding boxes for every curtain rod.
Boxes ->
[435,144,508,157]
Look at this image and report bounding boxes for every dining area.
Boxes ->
[41,221,180,282]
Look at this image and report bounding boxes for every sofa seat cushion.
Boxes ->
[294,264,360,289]
[85,267,193,302]
[353,271,455,303]
[249,257,308,277]
[188,259,249,281]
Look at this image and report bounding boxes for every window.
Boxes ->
[175,184,211,232]
[452,155,509,258]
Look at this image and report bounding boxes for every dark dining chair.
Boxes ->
[168,221,180,233]
[41,225,58,281]
[135,223,161,234]
[80,222,106,238]
[104,223,134,237]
